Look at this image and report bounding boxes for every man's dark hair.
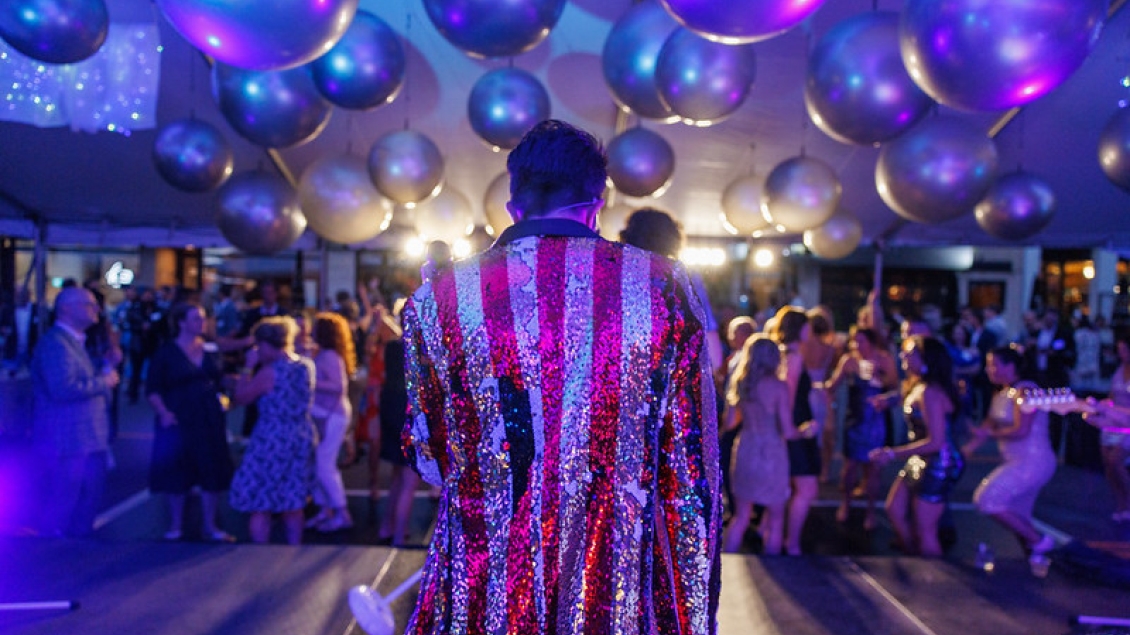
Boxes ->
[507,119,607,218]
[619,208,683,259]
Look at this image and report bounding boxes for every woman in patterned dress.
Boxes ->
[229,316,316,544]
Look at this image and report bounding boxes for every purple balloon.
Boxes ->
[975,172,1056,241]
[367,130,445,205]
[659,0,828,44]
[298,154,392,244]
[422,0,566,59]
[602,1,681,121]
[156,0,358,71]
[607,127,675,198]
[655,28,756,125]
[876,117,999,224]
[1099,107,1130,191]
[804,210,863,259]
[216,172,307,255]
[152,118,234,192]
[806,12,933,146]
[0,0,107,64]
[467,68,550,150]
[309,11,405,110]
[212,63,333,149]
[901,0,1107,111]
[761,156,841,232]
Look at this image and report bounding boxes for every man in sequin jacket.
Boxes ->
[399,120,720,634]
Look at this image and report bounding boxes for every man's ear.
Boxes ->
[505,200,523,223]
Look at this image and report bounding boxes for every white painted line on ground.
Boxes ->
[844,559,941,635]
[94,489,150,530]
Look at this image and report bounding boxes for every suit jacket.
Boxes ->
[401,218,721,634]
[31,326,112,457]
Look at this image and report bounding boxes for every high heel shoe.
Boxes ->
[304,510,331,529]
[317,514,354,533]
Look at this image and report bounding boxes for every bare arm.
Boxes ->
[232,365,274,406]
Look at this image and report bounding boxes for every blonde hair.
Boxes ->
[728,335,782,406]
[252,315,297,351]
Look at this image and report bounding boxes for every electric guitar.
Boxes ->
[1012,387,1130,434]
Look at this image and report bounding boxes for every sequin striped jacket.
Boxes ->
[401,219,721,635]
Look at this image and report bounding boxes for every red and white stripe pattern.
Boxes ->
[402,233,720,635]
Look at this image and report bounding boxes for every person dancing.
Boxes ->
[870,336,964,557]
[963,345,1056,574]
[307,312,356,532]
[722,335,797,554]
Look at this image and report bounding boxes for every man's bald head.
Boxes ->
[55,287,99,331]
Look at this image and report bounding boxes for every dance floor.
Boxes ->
[0,536,1127,635]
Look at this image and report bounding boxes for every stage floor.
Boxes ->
[0,537,1126,635]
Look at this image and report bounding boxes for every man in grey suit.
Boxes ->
[32,287,120,537]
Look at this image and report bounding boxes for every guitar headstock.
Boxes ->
[1012,387,1092,415]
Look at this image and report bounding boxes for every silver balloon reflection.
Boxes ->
[602,1,680,121]
[900,0,1107,111]
[152,118,234,193]
[806,12,932,146]
[876,117,999,224]
[659,0,828,44]
[212,63,332,148]
[309,11,405,110]
[155,0,357,71]
[1098,107,1130,191]
[804,210,863,260]
[974,172,1056,241]
[367,130,445,205]
[0,0,108,64]
[216,172,307,255]
[422,0,566,59]
[298,154,392,244]
[414,186,475,245]
[468,68,550,150]
[598,202,635,240]
[656,28,756,125]
[761,156,841,233]
[483,172,513,235]
[606,127,675,198]
[721,174,771,236]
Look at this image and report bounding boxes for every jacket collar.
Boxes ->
[494,218,599,247]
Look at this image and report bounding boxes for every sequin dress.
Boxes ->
[401,219,721,635]
[899,394,964,503]
[974,389,1056,517]
[731,380,791,506]
[843,369,888,462]
[230,355,316,513]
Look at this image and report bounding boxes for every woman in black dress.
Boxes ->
[146,302,234,541]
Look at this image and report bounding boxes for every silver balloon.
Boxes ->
[900,0,1107,111]
[803,210,863,259]
[1099,107,1130,191]
[659,0,828,44]
[0,0,107,64]
[721,174,771,236]
[367,130,445,205]
[156,0,358,71]
[309,11,405,110]
[655,28,757,125]
[974,172,1056,241]
[414,186,475,245]
[876,117,999,224]
[468,68,550,150]
[422,0,566,59]
[806,12,933,146]
[152,118,234,193]
[216,172,307,255]
[598,202,635,240]
[761,156,841,232]
[607,127,675,198]
[212,63,333,148]
[602,1,681,121]
[483,172,513,235]
[298,154,392,244]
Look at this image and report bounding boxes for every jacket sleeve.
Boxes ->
[34,333,112,403]
[655,264,721,635]
[401,296,448,486]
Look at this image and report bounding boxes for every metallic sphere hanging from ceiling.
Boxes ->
[0,0,108,64]
[422,0,566,58]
